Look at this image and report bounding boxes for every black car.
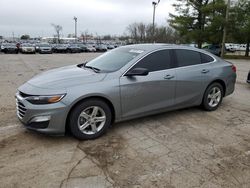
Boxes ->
[53,44,68,53]
[203,44,221,56]
[247,71,250,84]
[77,44,87,52]
[67,44,81,53]
[1,43,18,53]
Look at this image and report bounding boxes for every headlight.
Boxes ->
[26,94,66,105]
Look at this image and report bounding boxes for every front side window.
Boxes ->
[132,50,171,72]
[175,49,201,67]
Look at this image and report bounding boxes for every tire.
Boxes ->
[202,82,224,111]
[69,99,112,140]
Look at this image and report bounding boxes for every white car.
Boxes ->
[225,43,236,52]
[20,43,36,54]
[86,45,96,52]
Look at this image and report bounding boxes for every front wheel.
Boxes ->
[69,99,112,140]
[202,83,224,111]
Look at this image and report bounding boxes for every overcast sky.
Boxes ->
[0,0,176,38]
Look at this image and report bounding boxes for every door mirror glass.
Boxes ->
[125,68,149,76]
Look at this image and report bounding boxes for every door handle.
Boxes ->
[164,75,175,80]
[201,69,210,74]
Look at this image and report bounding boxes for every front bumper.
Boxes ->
[22,49,35,53]
[40,49,52,53]
[15,92,68,135]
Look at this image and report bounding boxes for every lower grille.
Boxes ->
[16,99,27,119]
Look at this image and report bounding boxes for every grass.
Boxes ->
[224,55,250,59]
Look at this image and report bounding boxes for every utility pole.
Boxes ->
[152,0,160,42]
[221,0,230,58]
[73,16,77,42]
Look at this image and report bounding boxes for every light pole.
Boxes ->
[221,0,230,58]
[73,16,77,42]
[152,0,160,42]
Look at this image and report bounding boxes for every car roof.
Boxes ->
[121,43,218,60]
[121,43,207,52]
[122,43,176,51]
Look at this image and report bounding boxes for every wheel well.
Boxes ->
[65,96,116,133]
[209,79,226,96]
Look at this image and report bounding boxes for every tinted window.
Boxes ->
[201,53,214,63]
[175,49,201,67]
[133,50,171,72]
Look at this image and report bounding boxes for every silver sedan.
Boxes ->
[16,44,237,139]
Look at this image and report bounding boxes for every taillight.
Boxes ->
[232,65,236,73]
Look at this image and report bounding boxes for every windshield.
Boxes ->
[85,47,143,72]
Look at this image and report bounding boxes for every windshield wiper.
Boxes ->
[83,64,101,73]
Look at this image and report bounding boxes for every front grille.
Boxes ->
[16,99,27,119]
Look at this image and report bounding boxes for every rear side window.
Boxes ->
[175,49,201,67]
[200,53,214,63]
[133,50,171,72]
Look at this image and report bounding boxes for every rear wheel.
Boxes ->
[202,82,224,111]
[69,99,112,140]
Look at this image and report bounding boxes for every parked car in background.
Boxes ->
[20,43,36,54]
[247,71,250,84]
[77,44,87,52]
[67,44,81,53]
[182,43,198,48]
[95,44,108,52]
[237,44,247,51]
[86,45,96,52]
[225,43,236,52]
[36,43,52,54]
[16,44,236,140]
[202,44,221,56]
[107,44,115,49]
[1,43,18,53]
[53,44,68,53]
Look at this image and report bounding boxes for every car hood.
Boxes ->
[27,65,107,89]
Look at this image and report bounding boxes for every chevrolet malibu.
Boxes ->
[16,44,236,140]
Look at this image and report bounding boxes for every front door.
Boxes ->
[120,49,176,119]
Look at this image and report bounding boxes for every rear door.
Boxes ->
[174,49,212,107]
[120,49,176,119]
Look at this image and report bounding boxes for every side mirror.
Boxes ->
[125,68,149,76]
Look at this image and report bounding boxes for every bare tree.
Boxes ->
[127,23,139,43]
[51,24,62,43]
[126,22,179,44]
[137,23,147,42]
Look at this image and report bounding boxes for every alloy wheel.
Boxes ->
[77,106,106,135]
[207,87,222,108]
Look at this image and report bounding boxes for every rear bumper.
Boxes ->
[225,73,237,96]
